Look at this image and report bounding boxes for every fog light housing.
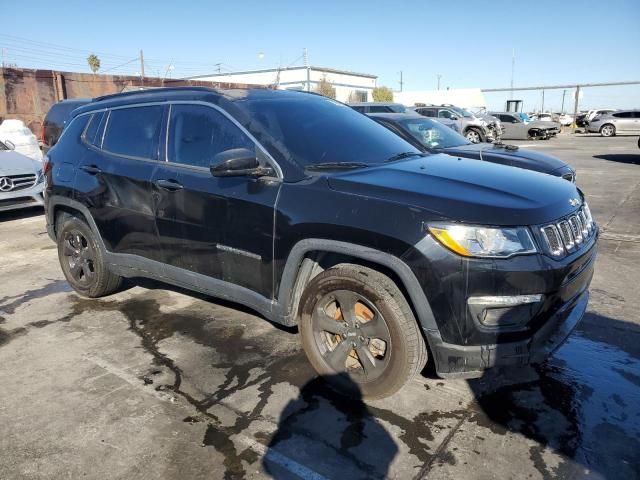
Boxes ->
[467,295,544,328]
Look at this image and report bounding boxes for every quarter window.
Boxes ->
[83,111,105,147]
[168,104,255,168]
[103,106,164,160]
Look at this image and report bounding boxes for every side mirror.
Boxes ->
[4,140,16,150]
[450,115,459,120]
[210,148,275,178]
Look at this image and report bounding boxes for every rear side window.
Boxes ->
[613,112,631,118]
[168,104,255,168]
[82,111,105,146]
[419,108,436,117]
[103,106,164,159]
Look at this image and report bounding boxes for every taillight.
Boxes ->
[43,155,51,175]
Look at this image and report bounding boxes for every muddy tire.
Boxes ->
[298,264,427,399]
[56,215,122,297]
[600,124,615,137]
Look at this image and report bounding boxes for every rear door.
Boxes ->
[612,112,634,132]
[152,102,281,297]
[74,104,165,261]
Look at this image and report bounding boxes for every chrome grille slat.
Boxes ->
[0,173,37,192]
[540,205,595,257]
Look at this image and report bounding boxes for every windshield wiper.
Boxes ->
[384,151,426,163]
[305,162,370,171]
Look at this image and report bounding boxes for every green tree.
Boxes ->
[314,76,336,99]
[87,54,101,74]
[372,86,394,102]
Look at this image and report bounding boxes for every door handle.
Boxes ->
[80,165,102,175]
[155,179,184,191]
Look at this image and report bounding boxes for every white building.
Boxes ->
[188,66,377,103]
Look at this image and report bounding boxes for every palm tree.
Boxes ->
[87,54,100,74]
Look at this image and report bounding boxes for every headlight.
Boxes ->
[428,223,537,258]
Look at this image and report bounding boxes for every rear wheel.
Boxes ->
[600,124,615,137]
[57,215,122,297]
[299,264,427,399]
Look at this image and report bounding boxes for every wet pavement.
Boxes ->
[0,134,639,479]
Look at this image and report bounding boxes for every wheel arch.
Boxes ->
[47,196,105,251]
[276,239,441,340]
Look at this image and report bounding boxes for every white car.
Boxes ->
[0,140,45,213]
[558,114,574,126]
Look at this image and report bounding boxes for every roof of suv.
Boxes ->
[72,87,305,117]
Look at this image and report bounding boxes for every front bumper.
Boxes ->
[431,290,588,378]
[0,182,44,213]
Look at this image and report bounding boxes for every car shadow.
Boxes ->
[262,373,398,479]
[593,153,640,165]
[0,206,44,222]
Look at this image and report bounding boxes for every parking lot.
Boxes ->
[0,134,638,480]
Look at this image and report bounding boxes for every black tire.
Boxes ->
[56,215,122,297]
[298,264,427,399]
[600,124,616,137]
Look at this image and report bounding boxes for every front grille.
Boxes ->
[0,173,37,192]
[540,204,595,258]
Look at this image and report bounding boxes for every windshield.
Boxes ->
[449,106,474,118]
[239,94,420,168]
[399,117,470,149]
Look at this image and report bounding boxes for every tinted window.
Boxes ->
[168,104,255,168]
[614,111,632,118]
[103,106,163,159]
[351,106,366,113]
[82,111,105,146]
[368,105,391,113]
[240,94,419,167]
[633,112,640,119]
[418,108,436,117]
[438,110,453,119]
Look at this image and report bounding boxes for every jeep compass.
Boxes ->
[44,87,597,398]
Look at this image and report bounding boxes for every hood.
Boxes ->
[326,154,581,226]
[440,142,568,175]
[0,150,41,175]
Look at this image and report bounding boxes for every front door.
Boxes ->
[153,103,281,298]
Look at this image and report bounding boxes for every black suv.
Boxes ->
[44,88,597,398]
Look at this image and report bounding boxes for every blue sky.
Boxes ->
[2,0,639,111]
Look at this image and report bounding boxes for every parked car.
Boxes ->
[44,87,597,398]
[558,114,574,126]
[42,98,90,154]
[587,110,640,136]
[368,113,575,181]
[586,108,616,123]
[476,112,504,140]
[490,112,561,140]
[0,139,45,212]
[413,104,493,143]
[349,102,407,114]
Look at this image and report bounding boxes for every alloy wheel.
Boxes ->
[466,130,481,143]
[311,290,391,382]
[62,230,96,287]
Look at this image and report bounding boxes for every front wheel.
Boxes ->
[600,124,616,137]
[465,129,482,143]
[298,264,427,399]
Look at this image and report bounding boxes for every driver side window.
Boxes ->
[168,104,255,168]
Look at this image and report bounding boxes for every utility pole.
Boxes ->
[572,86,581,133]
[399,71,404,92]
[510,48,515,99]
[303,48,310,92]
[541,89,545,112]
[437,74,442,90]
[561,89,566,113]
[139,49,145,85]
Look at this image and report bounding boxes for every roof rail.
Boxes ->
[93,86,215,102]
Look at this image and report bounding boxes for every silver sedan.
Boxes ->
[587,110,640,136]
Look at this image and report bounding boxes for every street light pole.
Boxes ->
[437,74,442,90]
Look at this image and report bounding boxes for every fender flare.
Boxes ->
[276,238,441,339]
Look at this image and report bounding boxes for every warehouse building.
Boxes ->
[188,66,378,102]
